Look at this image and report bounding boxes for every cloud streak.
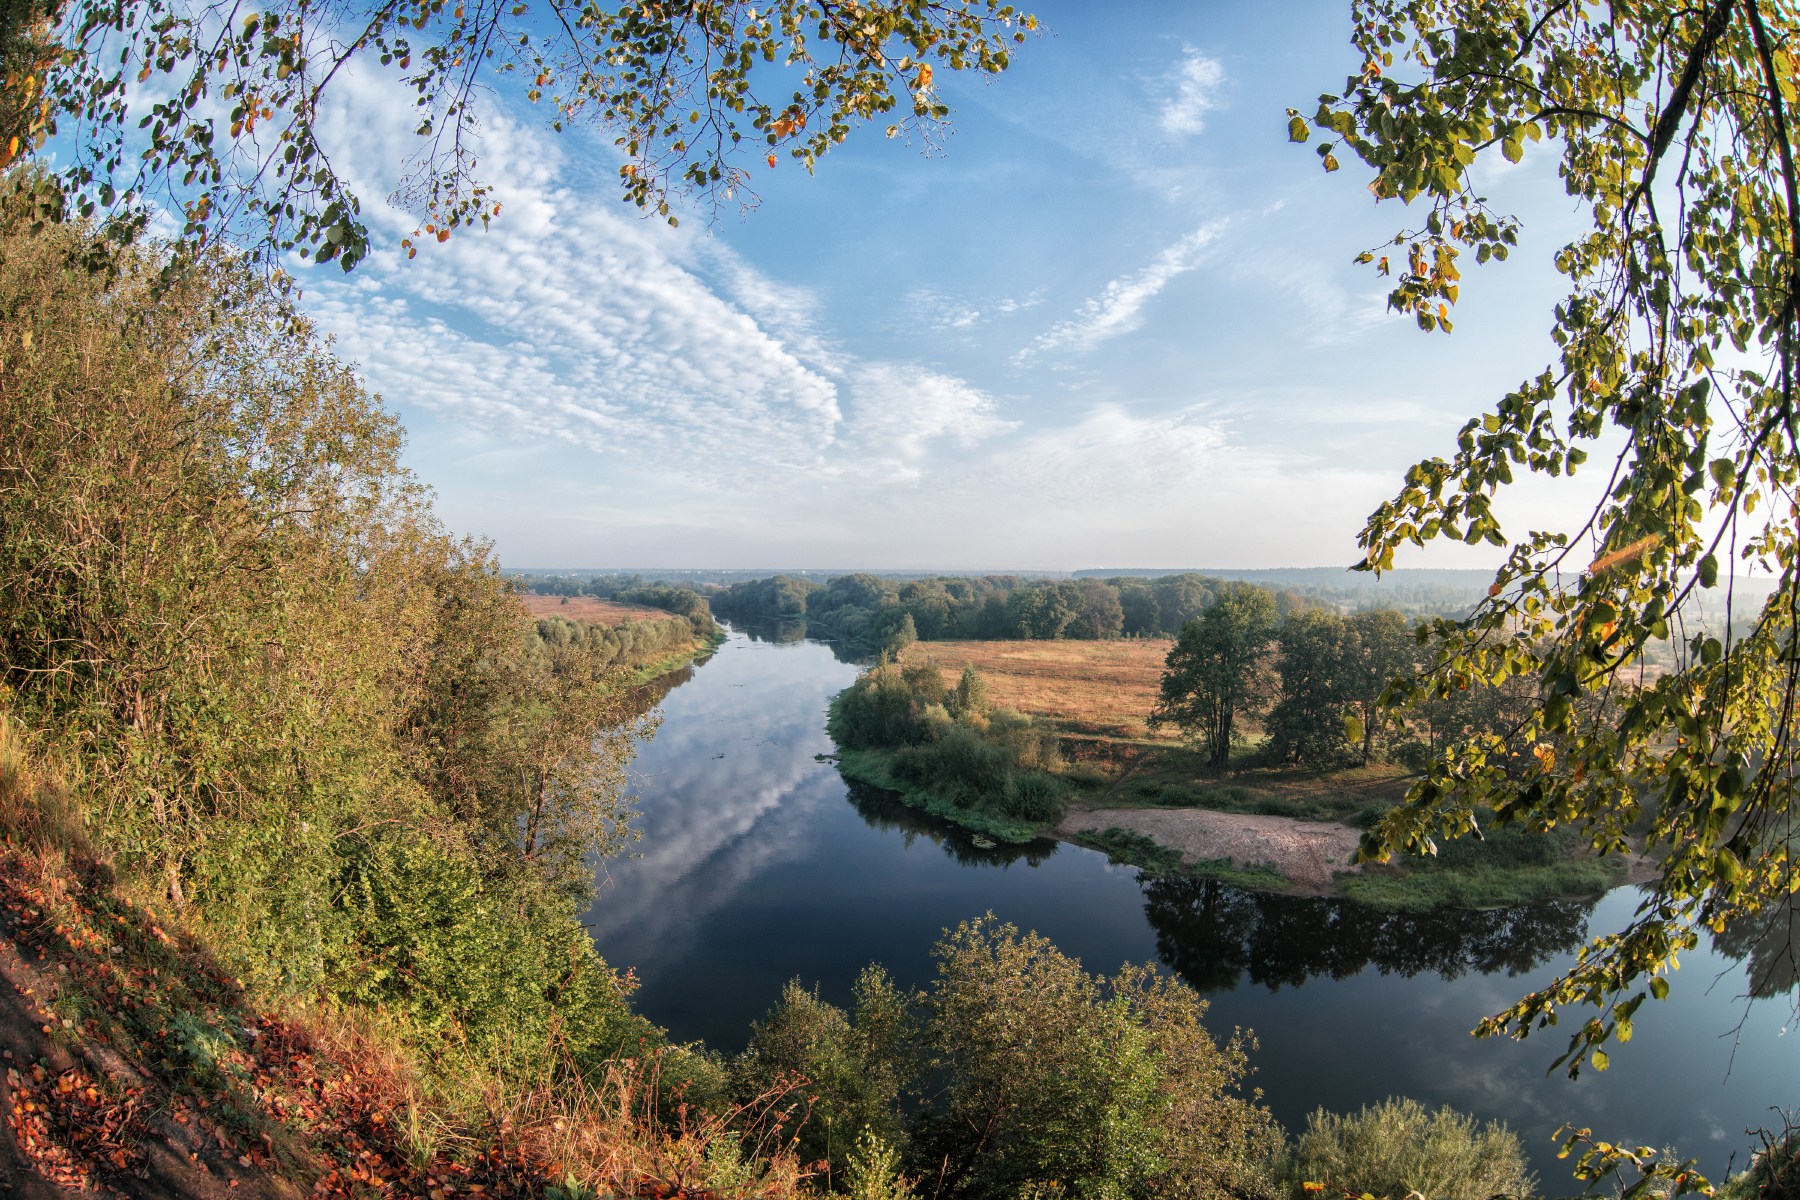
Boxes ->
[1021,220,1227,360]
[1159,48,1226,136]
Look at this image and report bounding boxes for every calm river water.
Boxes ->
[586,627,1798,1188]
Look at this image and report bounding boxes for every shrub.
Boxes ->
[1284,1096,1534,1200]
[916,916,1279,1200]
[729,967,913,1180]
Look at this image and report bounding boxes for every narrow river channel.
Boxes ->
[585,627,1798,1188]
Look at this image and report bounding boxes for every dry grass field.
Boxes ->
[899,639,1176,739]
[518,594,681,626]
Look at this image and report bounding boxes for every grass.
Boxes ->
[1075,827,1290,891]
[1338,824,1631,911]
[898,639,1177,739]
[834,747,1049,845]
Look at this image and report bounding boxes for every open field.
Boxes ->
[519,594,682,626]
[899,638,1176,739]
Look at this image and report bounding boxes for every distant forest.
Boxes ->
[701,571,1485,648]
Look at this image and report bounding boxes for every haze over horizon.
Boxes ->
[292,1,1612,571]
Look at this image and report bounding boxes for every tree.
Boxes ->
[1266,609,1354,768]
[1299,0,1800,1078]
[1150,583,1278,768]
[1341,609,1420,765]
[5,0,1035,270]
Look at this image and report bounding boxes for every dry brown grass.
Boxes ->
[899,639,1176,739]
[518,594,681,626]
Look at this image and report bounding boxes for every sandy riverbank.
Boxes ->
[1056,808,1365,895]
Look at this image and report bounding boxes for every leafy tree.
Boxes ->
[11,0,1037,268]
[1116,580,1162,637]
[1266,609,1354,768]
[950,665,990,720]
[915,916,1278,1200]
[1299,0,1800,1073]
[885,611,919,655]
[1151,583,1279,767]
[1341,609,1420,765]
[1067,578,1126,639]
[1152,574,1214,635]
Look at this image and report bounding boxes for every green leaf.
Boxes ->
[1288,115,1309,142]
[1698,554,1718,588]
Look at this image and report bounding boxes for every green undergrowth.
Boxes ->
[1076,827,1290,892]
[1338,824,1630,911]
[833,748,1048,844]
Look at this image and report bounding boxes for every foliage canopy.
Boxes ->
[1,0,1034,270]
[1298,0,1800,1077]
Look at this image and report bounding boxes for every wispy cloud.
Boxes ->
[1020,220,1227,360]
[297,66,1010,489]
[1159,48,1226,137]
[906,287,1045,333]
[838,365,1016,482]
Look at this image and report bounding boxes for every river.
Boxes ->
[586,626,1798,1188]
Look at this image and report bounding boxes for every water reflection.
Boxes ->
[843,780,1061,868]
[1142,874,1595,993]
[1714,891,1800,999]
[736,619,868,663]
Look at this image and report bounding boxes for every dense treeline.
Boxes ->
[713,571,1259,644]
[0,211,658,1075]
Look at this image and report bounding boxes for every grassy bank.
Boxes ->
[833,747,1051,844]
[1337,825,1631,911]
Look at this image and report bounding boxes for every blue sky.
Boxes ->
[293,0,1610,572]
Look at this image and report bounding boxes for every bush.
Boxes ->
[729,967,913,1180]
[1284,1097,1534,1200]
[916,916,1279,1200]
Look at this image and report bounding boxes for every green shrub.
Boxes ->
[916,916,1279,1200]
[1000,771,1068,822]
[730,967,913,1180]
[1284,1096,1534,1200]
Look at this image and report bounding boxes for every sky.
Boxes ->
[290,0,1616,573]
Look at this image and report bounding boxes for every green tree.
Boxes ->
[915,916,1278,1200]
[885,611,919,655]
[1342,609,1420,765]
[1151,583,1279,768]
[1266,609,1354,768]
[14,0,1035,269]
[950,665,990,720]
[1301,0,1800,1075]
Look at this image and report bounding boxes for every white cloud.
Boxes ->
[1022,220,1227,359]
[297,66,1010,489]
[907,287,1045,333]
[838,365,1016,482]
[1159,48,1226,137]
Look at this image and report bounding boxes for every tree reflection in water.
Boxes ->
[1142,874,1597,992]
[735,620,867,664]
[843,781,1060,868]
[1713,890,1800,1000]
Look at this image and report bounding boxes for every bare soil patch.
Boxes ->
[900,639,1176,738]
[1057,808,1364,896]
[519,595,680,626]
